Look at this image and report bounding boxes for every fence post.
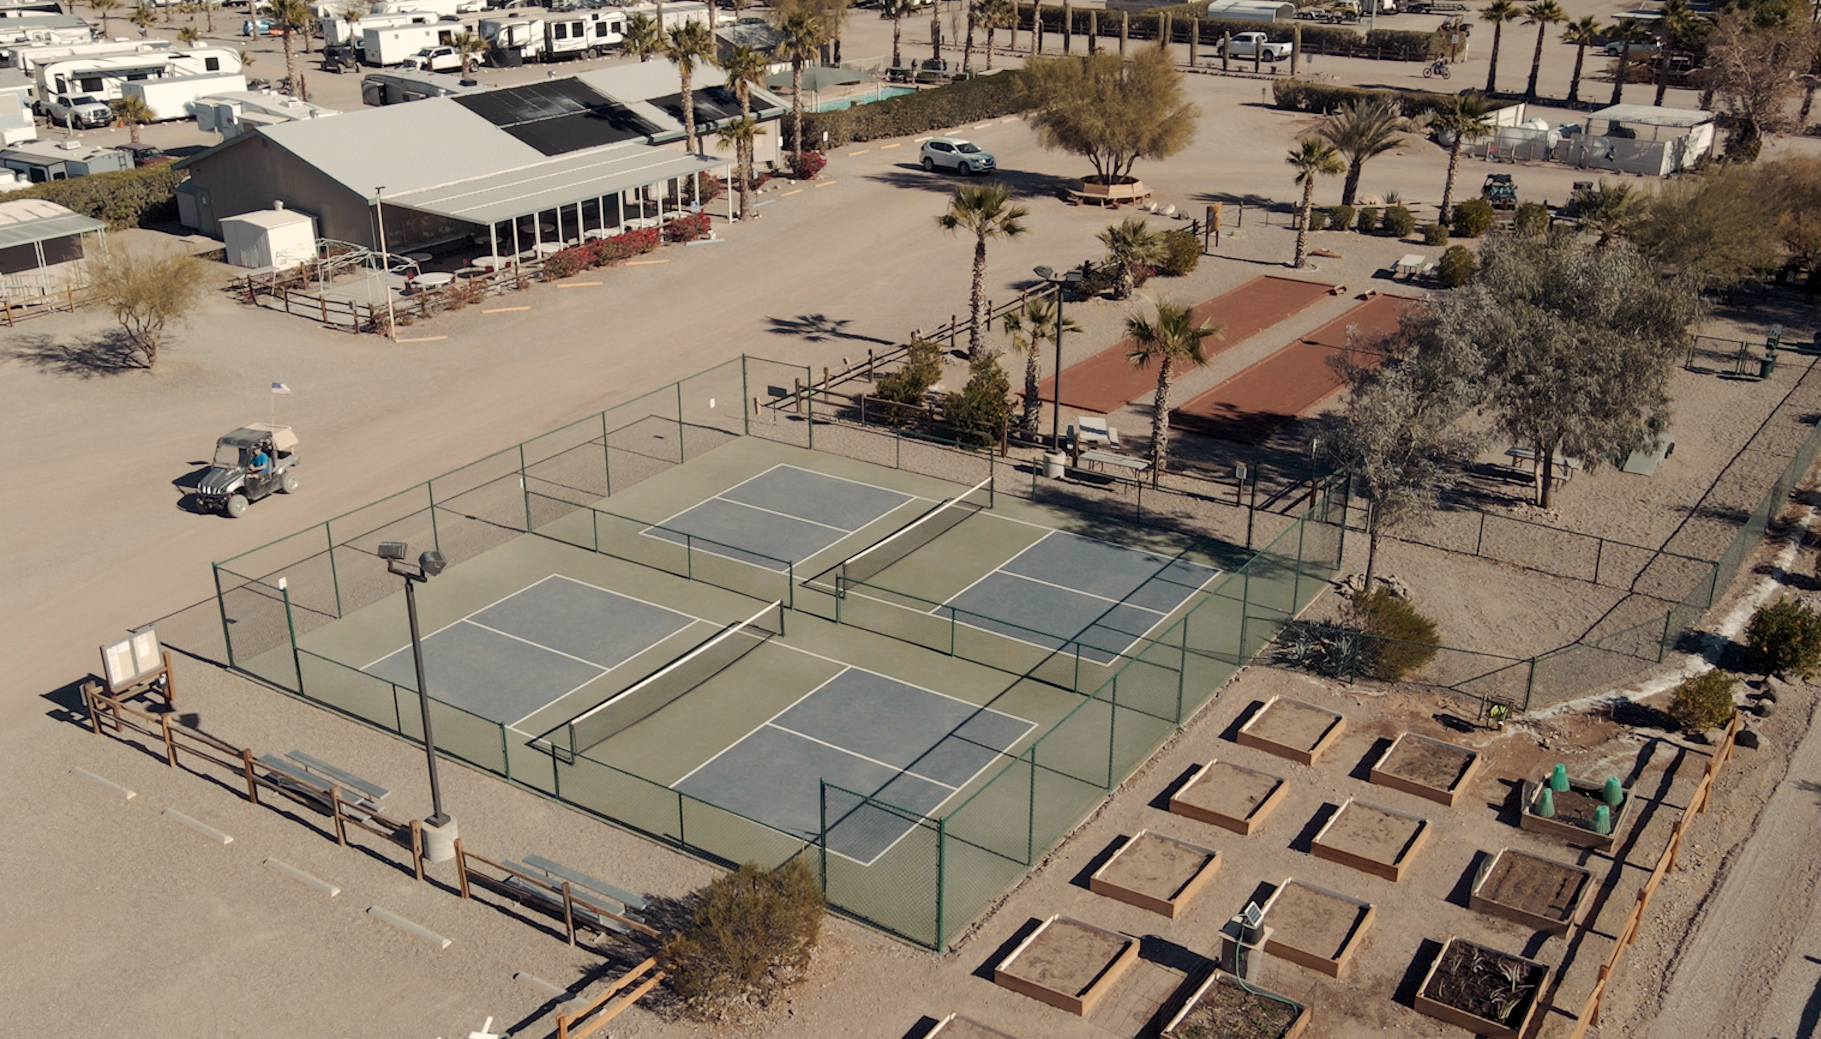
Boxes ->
[676,380,687,462]
[1475,509,1486,556]
[212,562,235,668]
[519,444,533,531]
[1026,747,1037,864]
[1105,678,1118,791]
[1594,537,1604,585]
[326,521,343,618]
[1658,610,1674,663]
[282,582,302,694]
[602,410,614,497]
[427,480,440,554]
[740,357,751,436]
[818,781,829,896]
[935,816,947,951]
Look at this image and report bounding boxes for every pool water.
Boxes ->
[808,86,917,113]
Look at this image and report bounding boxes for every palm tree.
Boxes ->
[1002,296,1079,435]
[623,12,662,61]
[264,0,312,92]
[175,24,199,45]
[1561,15,1600,104]
[1481,0,1519,94]
[936,183,1030,360]
[130,2,154,34]
[204,0,213,33]
[1127,302,1221,486]
[717,116,763,217]
[454,29,486,76]
[110,94,153,145]
[1316,99,1410,207]
[92,0,120,34]
[1574,179,1645,246]
[664,21,715,156]
[720,43,769,221]
[1606,16,1648,106]
[338,3,364,52]
[777,8,826,166]
[1522,0,1565,98]
[879,0,912,70]
[1098,217,1166,300]
[1287,137,1345,268]
[977,0,1015,70]
[1430,91,1494,223]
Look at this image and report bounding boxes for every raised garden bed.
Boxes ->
[925,1014,1023,1039]
[1089,829,1222,918]
[1519,777,1631,852]
[1309,797,1430,882]
[1170,759,1288,835]
[1257,879,1374,978]
[1236,696,1346,767]
[1413,936,1551,1039]
[1469,848,1591,936]
[1368,732,1481,807]
[994,915,1139,1016]
[1161,971,1310,1039]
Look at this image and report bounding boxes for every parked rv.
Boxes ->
[0,14,93,47]
[36,46,240,102]
[121,70,247,120]
[320,8,439,49]
[1,38,172,74]
[361,22,456,65]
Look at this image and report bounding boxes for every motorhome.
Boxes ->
[36,45,239,102]
[477,13,542,64]
[121,70,246,120]
[479,9,622,64]
[0,0,67,18]
[321,9,440,49]
[0,138,130,181]
[359,66,475,104]
[361,22,457,65]
[2,37,169,73]
[0,14,92,47]
[623,1,713,32]
[370,0,483,17]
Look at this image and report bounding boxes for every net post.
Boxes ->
[935,815,947,951]
[326,521,343,618]
[212,562,235,668]
[281,581,301,692]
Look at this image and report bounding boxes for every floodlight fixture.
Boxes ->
[419,551,447,577]
[1032,265,1053,280]
[378,541,407,561]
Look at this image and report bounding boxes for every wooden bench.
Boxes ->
[254,754,382,820]
[523,854,650,912]
[454,842,660,946]
[287,749,390,803]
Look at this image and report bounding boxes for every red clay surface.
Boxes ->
[1169,294,1419,444]
[1035,275,1336,415]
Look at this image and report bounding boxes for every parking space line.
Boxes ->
[847,149,869,156]
[780,188,805,197]
[555,281,602,289]
[815,180,838,188]
[880,142,902,149]
[482,306,531,314]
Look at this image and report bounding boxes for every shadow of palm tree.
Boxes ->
[766,314,895,345]
[864,164,1084,202]
[2,330,145,378]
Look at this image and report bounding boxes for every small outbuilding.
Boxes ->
[0,197,106,300]
[220,205,317,270]
[1574,104,1715,175]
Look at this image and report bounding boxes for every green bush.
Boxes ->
[1747,597,1821,677]
[1438,245,1476,287]
[1451,198,1495,238]
[1356,206,1380,234]
[0,163,186,229]
[661,859,824,1020]
[1383,204,1416,238]
[873,337,944,423]
[1305,208,1328,232]
[1157,228,1201,277]
[1668,670,1736,732]
[1513,201,1550,236]
[1347,588,1441,681]
[1272,79,1451,118]
[1328,204,1355,233]
[1422,222,1450,246]
[794,71,1030,148]
[943,350,1013,444]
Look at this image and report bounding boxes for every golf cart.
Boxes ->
[1481,173,1518,210]
[197,424,299,518]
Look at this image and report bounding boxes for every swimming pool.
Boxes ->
[808,85,917,113]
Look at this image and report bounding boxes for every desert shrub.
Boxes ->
[1305,207,1328,232]
[663,211,712,243]
[1346,588,1441,681]
[789,149,827,181]
[1327,204,1355,233]
[943,350,1014,444]
[1513,201,1550,236]
[440,278,487,310]
[1451,197,1495,237]
[1356,205,1380,234]
[661,859,824,1020]
[1271,78,1449,117]
[874,336,944,420]
[1438,244,1476,287]
[1747,598,1821,677]
[1668,670,1736,732]
[795,71,1029,148]
[1072,259,1120,300]
[1383,204,1417,238]
[1157,228,1201,277]
[0,162,185,228]
[1422,222,1450,246]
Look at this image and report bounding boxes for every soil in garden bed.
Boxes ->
[1544,785,1617,830]
[1380,737,1475,790]
[1101,833,1212,900]
[1320,802,1424,862]
[1423,944,1545,1026]
[1007,919,1130,996]
[1181,762,1281,818]
[1268,883,1366,960]
[1248,700,1339,751]
[1170,982,1300,1039]
[1479,852,1585,920]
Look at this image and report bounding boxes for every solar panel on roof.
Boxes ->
[649,86,743,128]
[455,80,660,156]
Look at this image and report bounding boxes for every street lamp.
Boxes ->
[1032,264,1085,451]
[378,540,457,858]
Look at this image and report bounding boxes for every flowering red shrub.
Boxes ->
[542,245,592,281]
[663,212,712,243]
[594,228,661,264]
[790,150,827,181]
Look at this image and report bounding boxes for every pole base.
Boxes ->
[421,816,460,863]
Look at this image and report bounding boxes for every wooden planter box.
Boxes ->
[1088,829,1221,918]
[994,915,1139,1016]
[1162,971,1311,1039]
[1368,732,1482,807]
[1519,778,1631,852]
[1469,848,1592,937]
[1257,879,1374,978]
[1237,696,1346,766]
[1069,177,1152,207]
[1412,936,1551,1039]
[1309,797,1430,882]
[1170,759,1288,835]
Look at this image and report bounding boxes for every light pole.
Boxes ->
[1032,264,1085,450]
[373,184,397,341]
[378,540,458,858]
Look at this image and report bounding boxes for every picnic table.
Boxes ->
[1394,253,1430,279]
[1506,446,1582,483]
[1071,416,1118,446]
[1080,450,1150,475]
[413,271,454,291]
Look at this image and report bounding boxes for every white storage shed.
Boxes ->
[220,206,317,269]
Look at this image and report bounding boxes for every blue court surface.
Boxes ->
[942,532,1220,665]
[672,669,1034,864]
[364,575,698,726]
[643,465,914,571]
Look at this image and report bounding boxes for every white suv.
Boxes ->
[920,136,996,175]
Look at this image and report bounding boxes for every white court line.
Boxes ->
[357,574,566,671]
[714,496,855,533]
[765,722,960,790]
[464,619,616,670]
[670,668,851,788]
[932,527,1056,612]
[989,570,1170,611]
[636,526,801,573]
[509,622,717,730]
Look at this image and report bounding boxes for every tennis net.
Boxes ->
[565,600,783,756]
[838,475,993,589]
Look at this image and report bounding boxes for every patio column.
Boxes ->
[489,223,498,264]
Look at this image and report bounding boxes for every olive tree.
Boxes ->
[1020,46,1198,186]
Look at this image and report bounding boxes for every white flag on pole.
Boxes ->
[271,382,292,395]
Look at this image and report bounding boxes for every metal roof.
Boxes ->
[259,98,545,201]
[1585,104,1713,128]
[0,199,103,250]
[389,143,729,225]
[455,79,662,156]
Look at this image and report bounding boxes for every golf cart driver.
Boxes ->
[198,424,299,518]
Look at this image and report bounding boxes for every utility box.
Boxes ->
[220,207,317,270]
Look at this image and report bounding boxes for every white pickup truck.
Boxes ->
[1214,31,1294,62]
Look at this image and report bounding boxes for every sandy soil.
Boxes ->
[1317,801,1427,865]
[1264,881,1372,964]
[999,917,1131,998]
[1175,759,1284,825]
[1377,735,1477,792]
[1097,831,1215,903]
[1476,850,1587,924]
[1245,697,1343,753]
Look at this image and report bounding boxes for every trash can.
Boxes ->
[1043,452,1066,479]
[1762,353,1778,379]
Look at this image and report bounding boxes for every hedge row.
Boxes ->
[0,163,186,229]
[791,71,1031,148]
[1016,6,1436,61]
[1272,78,1454,117]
